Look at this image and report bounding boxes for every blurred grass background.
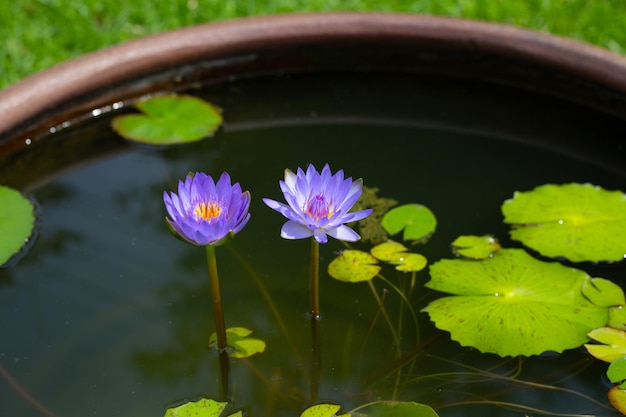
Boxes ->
[2,0,626,90]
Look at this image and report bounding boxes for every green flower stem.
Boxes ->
[206,245,228,351]
[205,245,230,400]
[309,238,321,404]
[310,239,320,319]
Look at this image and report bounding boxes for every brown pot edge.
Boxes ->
[1,12,626,137]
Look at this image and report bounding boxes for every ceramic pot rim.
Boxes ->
[1,12,626,140]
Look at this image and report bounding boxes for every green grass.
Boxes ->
[2,0,626,89]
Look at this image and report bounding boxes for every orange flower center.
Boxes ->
[194,201,222,221]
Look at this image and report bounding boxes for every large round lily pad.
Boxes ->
[502,183,626,262]
[423,249,609,357]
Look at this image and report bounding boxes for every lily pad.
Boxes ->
[354,401,439,417]
[301,404,350,417]
[582,278,625,307]
[381,204,436,242]
[608,357,626,386]
[370,241,428,272]
[209,327,266,358]
[0,185,36,266]
[609,386,626,414]
[371,241,410,262]
[502,183,626,262]
[164,398,227,417]
[112,94,222,145]
[394,254,428,272]
[423,249,608,357]
[451,235,500,259]
[328,250,381,283]
[585,327,626,363]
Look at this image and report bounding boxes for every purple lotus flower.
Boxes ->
[163,172,250,246]
[263,164,372,244]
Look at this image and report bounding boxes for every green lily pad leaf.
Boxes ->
[164,398,227,417]
[608,357,626,384]
[356,401,439,417]
[301,404,350,417]
[423,249,608,357]
[502,183,626,262]
[381,204,436,242]
[112,94,222,145]
[0,185,35,266]
[609,386,626,414]
[582,278,626,307]
[371,241,409,262]
[370,241,427,272]
[394,253,428,272]
[451,235,501,259]
[585,327,626,363]
[328,250,381,283]
[209,327,266,358]
[609,307,626,331]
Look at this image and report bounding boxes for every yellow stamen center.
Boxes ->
[306,195,333,221]
[194,201,222,221]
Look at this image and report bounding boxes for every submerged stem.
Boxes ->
[206,245,228,351]
[205,245,230,399]
[310,239,320,319]
[309,238,321,404]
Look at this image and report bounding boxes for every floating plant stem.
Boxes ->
[0,361,57,417]
[206,245,228,351]
[205,245,231,398]
[226,244,306,374]
[310,238,321,404]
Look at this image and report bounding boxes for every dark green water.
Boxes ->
[1,72,625,417]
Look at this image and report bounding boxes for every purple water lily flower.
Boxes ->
[163,172,250,246]
[263,164,373,244]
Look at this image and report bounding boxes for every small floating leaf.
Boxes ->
[301,404,349,417]
[355,401,439,417]
[451,235,500,259]
[164,398,227,417]
[608,357,626,384]
[371,241,409,262]
[0,185,35,266]
[370,241,427,272]
[112,94,222,145]
[502,183,626,262]
[209,327,266,358]
[394,253,427,272]
[609,386,626,414]
[328,250,381,283]
[423,249,608,357]
[381,204,436,242]
[586,327,626,363]
[582,278,626,307]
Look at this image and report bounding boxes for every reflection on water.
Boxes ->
[1,72,625,416]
